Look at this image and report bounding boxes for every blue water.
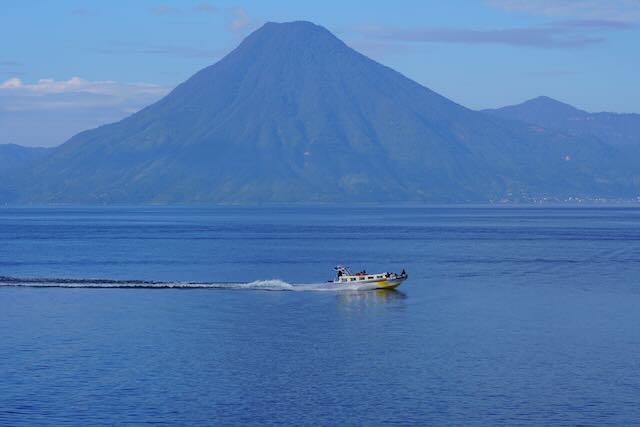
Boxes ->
[1,206,640,425]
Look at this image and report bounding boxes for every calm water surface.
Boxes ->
[1,206,639,425]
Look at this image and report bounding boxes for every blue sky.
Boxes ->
[2,0,640,147]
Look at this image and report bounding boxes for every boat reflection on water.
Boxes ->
[336,289,407,307]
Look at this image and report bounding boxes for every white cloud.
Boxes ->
[93,41,224,59]
[0,77,170,109]
[193,3,218,14]
[487,0,640,21]
[71,8,89,16]
[0,77,22,89]
[150,4,178,16]
[354,22,613,49]
[226,7,259,39]
[0,77,173,147]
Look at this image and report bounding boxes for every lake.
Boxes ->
[1,206,639,425]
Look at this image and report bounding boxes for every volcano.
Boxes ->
[5,21,637,203]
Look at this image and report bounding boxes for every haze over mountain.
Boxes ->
[0,144,51,201]
[0,144,50,172]
[1,21,638,204]
[484,96,640,149]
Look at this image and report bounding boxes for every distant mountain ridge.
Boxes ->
[0,144,51,202]
[1,21,638,204]
[484,96,640,148]
[0,144,50,172]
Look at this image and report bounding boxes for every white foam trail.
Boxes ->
[0,276,383,292]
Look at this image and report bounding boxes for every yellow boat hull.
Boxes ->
[375,277,407,289]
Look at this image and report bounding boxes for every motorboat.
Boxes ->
[330,265,408,289]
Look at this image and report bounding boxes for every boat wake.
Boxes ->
[0,276,381,292]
